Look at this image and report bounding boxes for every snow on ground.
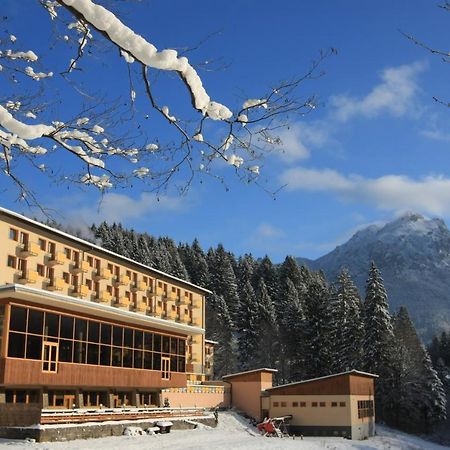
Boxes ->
[0,411,448,450]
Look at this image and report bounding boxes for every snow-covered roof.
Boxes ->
[265,369,379,392]
[0,284,204,335]
[0,206,211,295]
[205,339,219,345]
[222,368,278,380]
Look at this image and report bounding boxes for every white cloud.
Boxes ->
[255,223,285,238]
[78,192,187,224]
[281,166,450,215]
[420,128,450,142]
[275,123,328,162]
[331,61,426,122]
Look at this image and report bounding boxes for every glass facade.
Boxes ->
[7,305,186,373]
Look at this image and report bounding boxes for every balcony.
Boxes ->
[131,280,147,292]
[114,297,130,307]
[47,278,65,291]
[175,297,186,306]
[71,260,90,274]
[96,291,112,303]
[94,267,111,281]
[164,309,177,320]
[71,285,89,298]
[19,242,40,257]
[190,317,202,327]
[188,297,202,309]
[133,302,148,313]
[48,252,66,266]
[115,275,130,286]
[18,270,38,284]
[156,286,164,296]
[169,290,178,301]
[148,307,163,317]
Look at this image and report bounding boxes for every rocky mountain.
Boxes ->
[298,212,450,341]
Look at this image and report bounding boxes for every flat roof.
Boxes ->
[0,284,204,336]
[0,207,211,295]
[265,370,378,392]
[205,339,219,345]
[222,367,278,380]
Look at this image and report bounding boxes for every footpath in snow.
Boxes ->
[0,411,448,450]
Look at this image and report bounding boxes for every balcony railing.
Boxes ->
[18,270,38,284]
[115,275,130,286]
[94,267,111,280]
[48,252,66,266]
[71,285,89,298]
[47,278,65,291]
[71,260,90,274]
[96,291,112,303]
[19,242,40,257]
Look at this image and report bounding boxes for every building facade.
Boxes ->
[0,207,210,413]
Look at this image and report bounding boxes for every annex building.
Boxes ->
[0,207,212,425]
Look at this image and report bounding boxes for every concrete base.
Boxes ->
[0,416,216,443]
[289,425,352,439]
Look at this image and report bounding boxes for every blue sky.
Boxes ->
[3,0,450,262]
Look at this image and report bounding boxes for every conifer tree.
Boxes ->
[361,262,396,421]
[253,256,279,301]
[237,280,259,370]
[179,239,209,287]
[330,269,363,372]
[254,280,278,370]
[210,294,237,377]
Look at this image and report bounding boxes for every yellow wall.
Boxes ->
[269,394,352,427]
[0,213,206,373]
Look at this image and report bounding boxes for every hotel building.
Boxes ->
[0,207,210,414]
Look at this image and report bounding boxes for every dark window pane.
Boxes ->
[178,356,185,373]
[10,306,27,332]
[144,332,153,351]
[153,334,161,352]
[87,343,99,365]
[44,313,59,337]
[8,332,25,357]
[123,348,132,367]
[60,316,74,339]
[59,339,73,362]
[26,335,42,360]
[170,355,177,372]
[15,391,26,403]
[179,339,186,355]
[100,345,111,366]
[162,335,170,353]
[123,328,133,348]
[143,351,152,370]
[113,327,123,346]
[75,319,87,341]
[111,347,122,366]
[134,350,143,369]
[153,352,161,371]
[170,338,177,354]
[134,331,143,349]
[88,321,100,343]
[101,324,111,345]
[28,309,44,335]
[73,341,86,364]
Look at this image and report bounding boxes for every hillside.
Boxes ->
[298,213,450,340]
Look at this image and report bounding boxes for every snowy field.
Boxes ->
[0,411,448,450]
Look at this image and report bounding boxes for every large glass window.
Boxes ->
[7,305,186,373]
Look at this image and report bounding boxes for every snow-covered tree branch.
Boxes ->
[0,0,332,209]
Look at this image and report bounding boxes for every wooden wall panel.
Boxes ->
[1,358,186,389]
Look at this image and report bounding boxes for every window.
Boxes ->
[331,402,338,407]
[64,248,72,259]
[281,401,287,407]
[9,228,18,241]
[17,259,27,273]
[273,401,279,407]
[358,400,374,418]
[87,256,94,267]
[38,238,46,251]
[86,279,92,290]
[48,242,56,256]
[37,264,45,277]
[312,402,318,407]
[292,402,298,407]
[63,272,70,284]
[300,402,306,407]
[19,232,28,245]
[339,402,346,407]
[6,305,186,372]
[319,402,326,407]
[7,255,17,269]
